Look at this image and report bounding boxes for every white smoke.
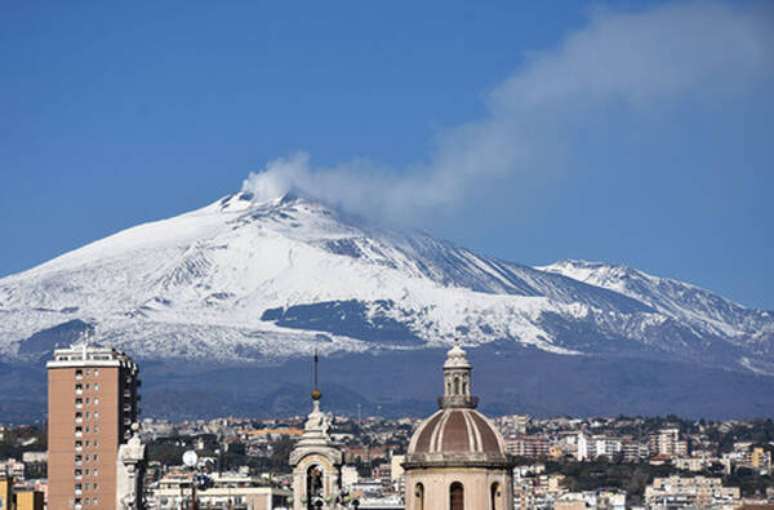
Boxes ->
[242,2,774,223]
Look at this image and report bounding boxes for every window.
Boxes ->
[491,482,501,510]
[450,482,464,510]
[454,377,460,395]
[415,483,424,510]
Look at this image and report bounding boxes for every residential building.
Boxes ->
[644,476,740,509]
[47,342,140,510]
[149,471,290,509]
[648,428,688,459]
[0,476,11,510]
[507,435,551,459]
[15,490,45,510]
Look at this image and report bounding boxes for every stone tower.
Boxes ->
[289,354,343,510]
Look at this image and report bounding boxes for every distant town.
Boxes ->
[3,410,774,509]
[1,343,773,509]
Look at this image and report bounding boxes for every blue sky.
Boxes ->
[1,1,773,308]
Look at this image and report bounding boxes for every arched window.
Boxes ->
[490,482,501,510]
[450,482,464,510]
[453,377,460,395]
[415,482,424,510]
[462,381,468,395]
[306,464,323,510]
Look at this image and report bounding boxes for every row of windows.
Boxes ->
[75,368,100,378]
[75,453,99,462]
[75,383,100,391]
[75,397,100,406]
[414,481,502,510]
[76,482,98,490]
[74,496,100,506]
[74,468,99,477]
[74,439,100,448]
[75,424,100,434]
[75,410,100,419]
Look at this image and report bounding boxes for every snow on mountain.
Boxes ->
[539,260,774,343]
[1,192,772,374]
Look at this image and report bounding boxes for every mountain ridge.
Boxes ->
[1,192,772,376]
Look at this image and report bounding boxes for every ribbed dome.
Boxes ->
[406,408,508,466]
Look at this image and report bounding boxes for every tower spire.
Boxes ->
[311,349,321,402]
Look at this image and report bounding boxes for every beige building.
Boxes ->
[289,380,343,509]
[645,475,740,508]
[404,343,513,510]
[15,490,45,510]
[149,472,290,509]
[0,476,11,510]
[48,342,140,510]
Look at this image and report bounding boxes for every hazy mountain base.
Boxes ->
[4,344,774,423]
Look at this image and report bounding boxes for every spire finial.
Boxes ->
[311,349,322,401]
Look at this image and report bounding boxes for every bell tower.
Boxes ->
[440,342,477,409]
[289,352,343,510]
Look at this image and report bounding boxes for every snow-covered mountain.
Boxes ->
[1,192,772,377]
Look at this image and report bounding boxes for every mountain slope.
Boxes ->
[540,260,774,369]
[1,192,772,379]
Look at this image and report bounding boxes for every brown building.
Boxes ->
[48,343,140,510]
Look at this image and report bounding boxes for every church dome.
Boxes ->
[407,408,507,464]
[404,343,510,468]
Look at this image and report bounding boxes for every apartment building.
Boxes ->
[47,343,140,510]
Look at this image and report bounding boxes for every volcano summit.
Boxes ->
[2,191,773,420]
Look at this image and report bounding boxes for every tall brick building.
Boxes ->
[47,343,140,510]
